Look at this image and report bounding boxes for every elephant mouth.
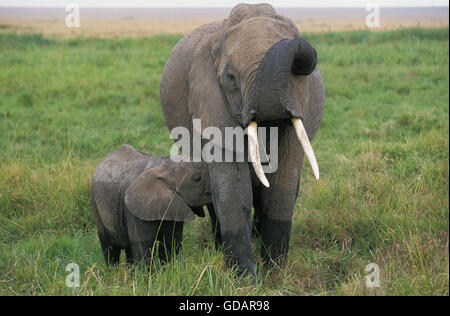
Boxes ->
[247,118,319,188]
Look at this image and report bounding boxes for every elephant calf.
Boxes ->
[91,145,211,265]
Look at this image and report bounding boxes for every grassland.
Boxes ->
[0,27,448,296]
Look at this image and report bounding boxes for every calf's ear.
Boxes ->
[124,166,195,222]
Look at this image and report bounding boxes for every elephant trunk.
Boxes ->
[243,37,317,124]
[245,37,319,186]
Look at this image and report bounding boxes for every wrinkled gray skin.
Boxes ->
[160,3,325,274]
[91,145,211,264]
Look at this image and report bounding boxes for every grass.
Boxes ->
[0,27,448,296]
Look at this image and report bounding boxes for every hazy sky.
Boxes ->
[1,0,448,7]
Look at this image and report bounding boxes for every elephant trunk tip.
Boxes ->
[291,37,318,77]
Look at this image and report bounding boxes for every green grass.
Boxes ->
[0,28,448,296]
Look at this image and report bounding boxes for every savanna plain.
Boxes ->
[0,25,448,295]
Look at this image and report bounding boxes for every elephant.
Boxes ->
[160,3,325,274]
[90,145,211,265]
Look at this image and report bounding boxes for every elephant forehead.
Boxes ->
[223,17,298,71]
[227,3,277,27]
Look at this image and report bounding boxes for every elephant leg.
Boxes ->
[98,232,121,266]
[127,218,157,264]
[253,188,293,265]
[129,240,156,264]
[258,212,292,266]
[158,221,183,262]
[207,203,223,249]
[92,199,122,265]
[209,161,255,275]
[255,190,296,267]
[254,124,303,267]
[125,246,132,264]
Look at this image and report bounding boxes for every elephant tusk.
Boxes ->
[248,121,270,188]
[292,118,320,180]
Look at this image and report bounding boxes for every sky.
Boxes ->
[0,0,448,7]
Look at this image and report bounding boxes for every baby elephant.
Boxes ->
[91,145,211,265]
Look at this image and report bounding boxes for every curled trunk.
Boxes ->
[245,37,319,187]
[243,37,317,125]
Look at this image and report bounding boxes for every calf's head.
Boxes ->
[124,161,211,222]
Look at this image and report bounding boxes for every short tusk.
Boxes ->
[292,118,320,180]
[248,121,270,187]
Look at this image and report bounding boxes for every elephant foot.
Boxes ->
[221,230,256,276]
[258,212,292,267]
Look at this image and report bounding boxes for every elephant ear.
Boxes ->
[124,166,195,222]
[188,33,240,152]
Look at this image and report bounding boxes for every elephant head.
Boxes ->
[124,161,210,222]
[187,3,320,187]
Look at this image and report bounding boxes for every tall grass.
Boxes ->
[0,28,448,295]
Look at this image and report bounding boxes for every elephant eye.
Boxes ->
[222,60,239,90]
[226,73,236,82]
[222,70,238,91]
[192,174,202,182]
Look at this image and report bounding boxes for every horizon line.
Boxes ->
[1,5,449,8]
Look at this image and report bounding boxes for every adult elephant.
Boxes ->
[160,3,324,274]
